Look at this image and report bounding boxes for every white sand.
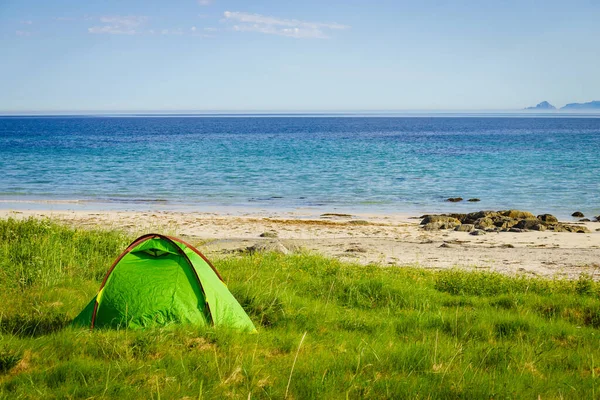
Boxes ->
[2,208,599,279]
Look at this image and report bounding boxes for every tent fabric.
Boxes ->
[72,234,255,332]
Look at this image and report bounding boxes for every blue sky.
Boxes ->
[1,0,599,111]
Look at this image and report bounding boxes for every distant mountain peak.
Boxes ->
[524,101,556,110]
[560,101,600,110]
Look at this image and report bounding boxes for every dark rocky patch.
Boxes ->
[474,217,495,230]
[420,209,591,234]
[464,211,500,223]
[501,210,535,220]
[537,214,558,225]
[515,219,541,230]
[447,213,467,221]
[420,215,461,228]
[423,222,444,231]
[494,217,519,230]
[572,211,584,218]
[446,197,463,202]
[467,198,481,202]
[554,224,591,233]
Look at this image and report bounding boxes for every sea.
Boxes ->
[1,113,599,219]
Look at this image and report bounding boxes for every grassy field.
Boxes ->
[1,217,599,399]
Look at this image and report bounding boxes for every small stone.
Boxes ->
[420,215,462,229]
[464,211,500,223]
[515,219,541,230]
[259,231,278,238]
[537,214,558,225]
[554,224,591,233]
[572,211,584,218]
[447,213,467,222]
[532,224,546,231]
[446,197,463,202]
[509,228,524,233]
[439,243,453,248]
[423,222,443,231]
[494,217,519,230]
[346,246,367,253]
[455,224,475,232]
[501,244,515,248]
[580,218,591,222]
[467,198,481,202]
[474,217,495,230]
[245,241,291,255]
[501,210,535,219]
[470,230,486,236]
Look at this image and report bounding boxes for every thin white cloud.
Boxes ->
[15,30,32,37]
[160,28,184,35]
[88,16,148,35]
[198,0,212,5]
[86,15,215,37]
[222,11,349,39]
[99,16,147,27]
[20,20,33,25]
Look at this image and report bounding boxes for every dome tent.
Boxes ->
[72,233,255,332]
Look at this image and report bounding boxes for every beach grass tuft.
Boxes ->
[0,217,599,398]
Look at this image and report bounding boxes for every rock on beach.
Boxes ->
[420,209,591,234]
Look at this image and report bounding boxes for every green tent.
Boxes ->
[73,233,255,332]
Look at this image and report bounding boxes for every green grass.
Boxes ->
[1,217,600,399]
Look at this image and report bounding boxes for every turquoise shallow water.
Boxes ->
[0,115,599,218]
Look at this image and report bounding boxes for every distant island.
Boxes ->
[524,101,556,110]
[524,100,600,111]
[560,101,600,110]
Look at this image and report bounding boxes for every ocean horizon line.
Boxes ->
[2,109,600,118]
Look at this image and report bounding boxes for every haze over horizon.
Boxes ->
[1,0,599,112]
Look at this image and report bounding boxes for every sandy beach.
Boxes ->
[2,208,599,280]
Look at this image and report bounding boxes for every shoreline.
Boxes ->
[1,197,598,222]
[2,207,599,280]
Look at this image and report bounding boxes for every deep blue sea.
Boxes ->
[1,115,599,218]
